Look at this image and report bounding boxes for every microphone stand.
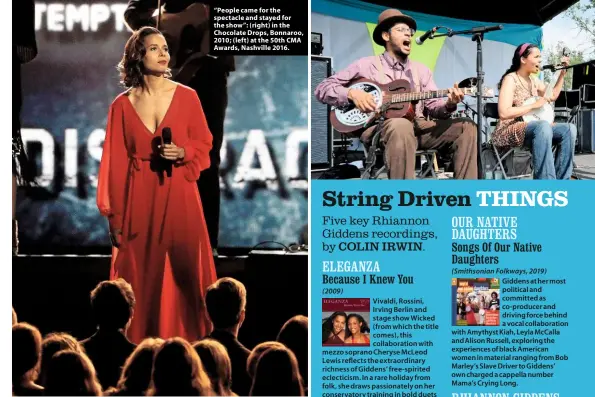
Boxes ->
[568,107,581,180]
[431,25,503,179]
[547,59,595,71]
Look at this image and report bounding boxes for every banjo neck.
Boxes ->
[543,48,568,98]
[544,69,562,98]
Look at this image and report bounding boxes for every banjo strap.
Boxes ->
[375,55,388,84]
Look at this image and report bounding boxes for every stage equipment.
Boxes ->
[311,56,333,169]
[423,24,503,178]
[311,32,323,55]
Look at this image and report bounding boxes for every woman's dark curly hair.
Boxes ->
[322,311,347,343]
[117,26,171,88]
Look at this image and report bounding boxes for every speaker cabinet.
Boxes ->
[578,109,595,153]
[582,84,595,109]
[554,89,581,110]
[311,56,333,169]
[572,63,595,90]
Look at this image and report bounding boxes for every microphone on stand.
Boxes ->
[541,48,570,71]
[470,25,503,34]
[162,127,172,177]
[415,27,437,45]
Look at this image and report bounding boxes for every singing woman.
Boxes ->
[492,43,576,179]
[97,26,217,343]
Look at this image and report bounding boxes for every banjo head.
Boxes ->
[522,96,554,123]
[332,81,383,129]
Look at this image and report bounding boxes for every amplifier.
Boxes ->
[311,32,323,55]
[578,109,595,153]
[554,110,570,121]
[311,56,333,169]
[572,63,595,90]
[582,84,595,109]
[554,89,581,110]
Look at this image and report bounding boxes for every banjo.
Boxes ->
[330,77,493,134]
[521,73,559,123]
[522,49,568,124]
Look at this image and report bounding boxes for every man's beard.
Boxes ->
[390,42,409,60]
[395,48,409,59]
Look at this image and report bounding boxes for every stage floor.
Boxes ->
[12,250,308,350]
[312,152,595,180]
[574,153,595,179]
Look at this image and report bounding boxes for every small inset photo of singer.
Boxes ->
[322,298,371,346]
[452,278,500,326]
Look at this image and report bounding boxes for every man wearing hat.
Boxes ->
[315,9,478,179]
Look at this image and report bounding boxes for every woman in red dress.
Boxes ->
[96,27,217,344]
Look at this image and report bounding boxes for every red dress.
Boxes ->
[96,84,217,344]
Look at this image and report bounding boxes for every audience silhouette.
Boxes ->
[81,279,137,390]
[13,322,44,396]
[204,277,252,396]
[39,332,84,388]
[277,315,308,392]
[44,350,102,396]
[12,277,308,396]
[105,338,163,396]
[250,344,305,396]
[148,337,213,396]
[194,339,238,396]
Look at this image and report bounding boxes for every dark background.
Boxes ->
[17,0,308,254]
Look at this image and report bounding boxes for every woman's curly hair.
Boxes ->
[117,26,172,88]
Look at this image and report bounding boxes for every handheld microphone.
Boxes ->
[162,127,172,177]
[415,28,436,45]
[162,127,172,145]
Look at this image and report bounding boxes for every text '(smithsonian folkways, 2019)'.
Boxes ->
[311,182,594,397]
